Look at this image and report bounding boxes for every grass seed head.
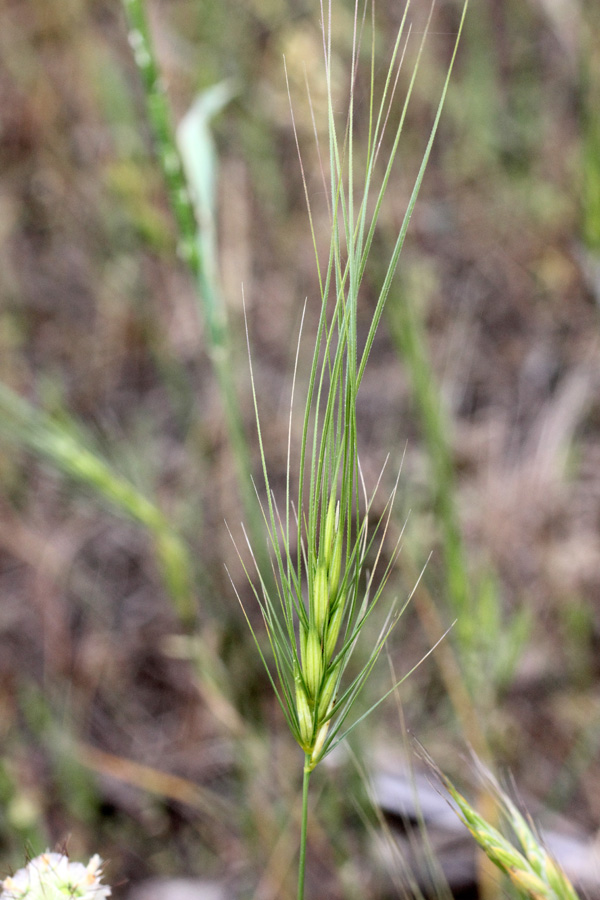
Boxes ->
[439,768,581,900]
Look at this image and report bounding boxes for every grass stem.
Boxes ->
[297,755,311,900]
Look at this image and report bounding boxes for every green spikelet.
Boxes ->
[312,563,329,636]
[311,721,330,765]
[294,672,313,749]
[303,625,323,697]
[510,868,553,899]
[317,664,338,722]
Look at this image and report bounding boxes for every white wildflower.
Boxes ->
[1,853,111,900]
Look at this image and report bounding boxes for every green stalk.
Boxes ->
[297,755,311,900]
[121,0,259,541]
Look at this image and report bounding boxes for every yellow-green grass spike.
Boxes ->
[442,774,580,900]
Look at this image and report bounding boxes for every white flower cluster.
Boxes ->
[1,853,111,900]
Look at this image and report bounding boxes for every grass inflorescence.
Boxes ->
[429,757,580,900]
[232,1,467,895]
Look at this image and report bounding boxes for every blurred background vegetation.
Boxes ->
[1,0,599,897]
